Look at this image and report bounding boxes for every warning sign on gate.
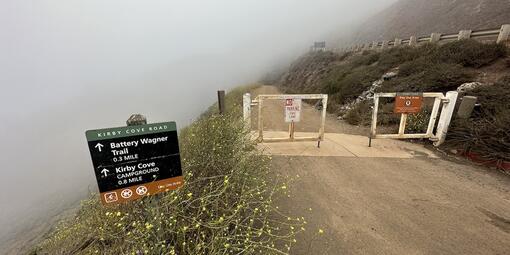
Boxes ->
[285,98,302,122]
[85,121,183,205]
[394,93,423,114]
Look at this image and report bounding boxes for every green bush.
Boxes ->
[344,101,371,125]
[34,88,302,254]
[465,76,510,116]
[351,51,380,66]
[436,40,507,68]
[447,76,510,162]
[382,61,474,92]
[376,103,401,126]
[448,113,510,162]
[405,108,431,133]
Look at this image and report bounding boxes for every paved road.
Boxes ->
[252,86,510,255]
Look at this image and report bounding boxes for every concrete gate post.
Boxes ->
[434,91,459,147]
[497,24,510,44]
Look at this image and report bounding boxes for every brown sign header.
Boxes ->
[394,95,423,114]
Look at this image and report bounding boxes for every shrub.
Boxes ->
[34,88,302,254]
[378,44,435,69]
[465,76,510,116]
[381,61,474,92]
[376,102,401,126]
[436,40,507,68]
[447,75,510,162]
[351,51,380,66]
[405,108,431,133]
[344,101,372,125]
[448,114,510,162]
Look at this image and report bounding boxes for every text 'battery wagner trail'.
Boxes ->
[85,121,183,205]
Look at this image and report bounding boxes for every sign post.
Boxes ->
[86,120,183,205]
[284,98,302,140]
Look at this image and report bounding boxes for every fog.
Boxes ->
[0,0,395,248]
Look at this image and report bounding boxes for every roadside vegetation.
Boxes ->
[280,39,509,164]
[34,86,302,254]
[448,76,510,162]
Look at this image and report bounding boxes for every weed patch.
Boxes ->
[34,87,301,254]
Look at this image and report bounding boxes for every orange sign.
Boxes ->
[101,176,184,205]
[394,94,423,114]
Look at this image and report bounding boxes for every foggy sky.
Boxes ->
[0,0,396,247]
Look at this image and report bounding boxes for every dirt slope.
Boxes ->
[351,0,510,43]
[252,86,510,255]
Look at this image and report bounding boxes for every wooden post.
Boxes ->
[217,90,226,114]
[289,122,295,140]
[394,38,402,46]
[126,114,147,126]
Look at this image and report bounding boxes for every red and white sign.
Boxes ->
[285,98,302,123]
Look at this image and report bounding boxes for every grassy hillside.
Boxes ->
[280,40,509,163]
[350,0,510,43]
[33,86,303,254]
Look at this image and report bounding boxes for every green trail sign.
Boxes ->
[86,121,183,205]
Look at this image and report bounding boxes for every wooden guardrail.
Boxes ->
[336,24,510,53]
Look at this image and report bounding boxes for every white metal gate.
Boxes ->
[243,93,328,143]
[370,91,458,147]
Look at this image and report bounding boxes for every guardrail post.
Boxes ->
[363,43,370,51]
[433,91,458,147]
[381,41,389,50]
[497,24,510,44]
[409,36,417,46]
[430,33,441,43]
[243,93,251,131]
[458,30,472,40]
[371,41,378,50]
[394,38,402,46]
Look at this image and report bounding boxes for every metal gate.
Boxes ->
[243,93,328,143]
[370,91,458,147]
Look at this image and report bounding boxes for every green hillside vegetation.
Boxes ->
[33,86,303,254]
[280,40,509,162]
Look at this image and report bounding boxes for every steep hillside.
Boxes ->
[351,0,510,43]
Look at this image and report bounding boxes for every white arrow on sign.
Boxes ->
[95,143,104,152]
[101,168,109,177]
